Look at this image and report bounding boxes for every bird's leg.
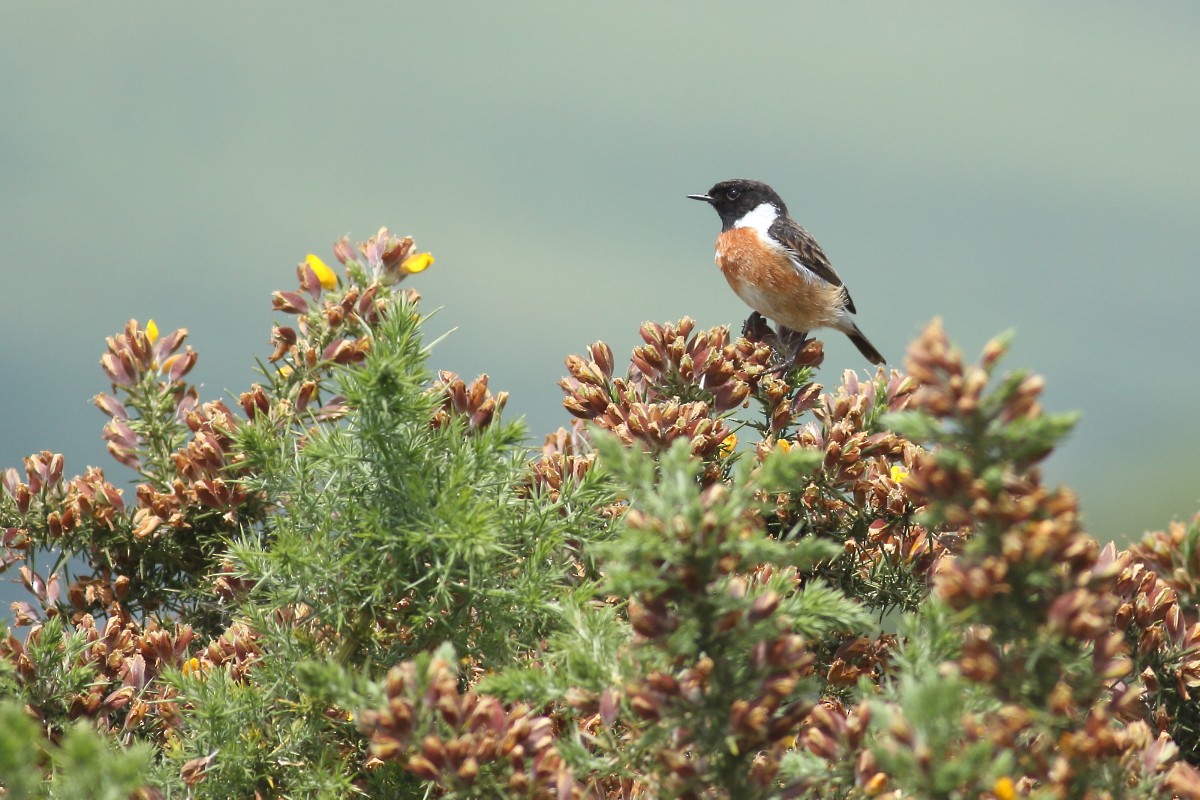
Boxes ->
[765,325,811,375]
[776,325,811,353]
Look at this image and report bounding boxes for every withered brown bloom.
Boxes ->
[360,651,583,797]
[429,371,508,431]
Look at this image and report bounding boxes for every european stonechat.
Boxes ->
[689,178,885,366]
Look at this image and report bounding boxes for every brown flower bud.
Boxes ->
[272,291,310,315]
[405,754,440,782]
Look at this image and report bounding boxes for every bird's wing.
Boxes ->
[769,216,858,314]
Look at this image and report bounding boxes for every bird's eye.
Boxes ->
[726,187,741,200]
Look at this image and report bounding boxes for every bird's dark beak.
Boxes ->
[687,193,713,202]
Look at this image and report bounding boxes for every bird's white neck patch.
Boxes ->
[732,202,778,238]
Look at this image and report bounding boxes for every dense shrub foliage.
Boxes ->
[2,228,1199,798]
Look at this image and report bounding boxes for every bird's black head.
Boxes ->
[688,179,786,230]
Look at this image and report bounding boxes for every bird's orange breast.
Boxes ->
[714,228,845,332]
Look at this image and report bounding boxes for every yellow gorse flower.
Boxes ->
[863,773,888,795]
[719,433,737,458]
[401,252,434,274]
[993,777,1017,800]
[145,319,159,344]
[306,253,339,290]
[890,464,909,484]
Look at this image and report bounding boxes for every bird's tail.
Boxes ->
[845,325,886,366]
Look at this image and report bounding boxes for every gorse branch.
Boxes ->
[1,230,1198,799]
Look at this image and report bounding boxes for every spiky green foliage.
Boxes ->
[226,303,611,670]
[0,701,153,800]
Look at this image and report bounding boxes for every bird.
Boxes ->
[688,178,885,366]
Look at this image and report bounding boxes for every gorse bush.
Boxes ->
[1,227,1199,799]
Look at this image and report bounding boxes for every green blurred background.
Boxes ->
[2,4,1197,590]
